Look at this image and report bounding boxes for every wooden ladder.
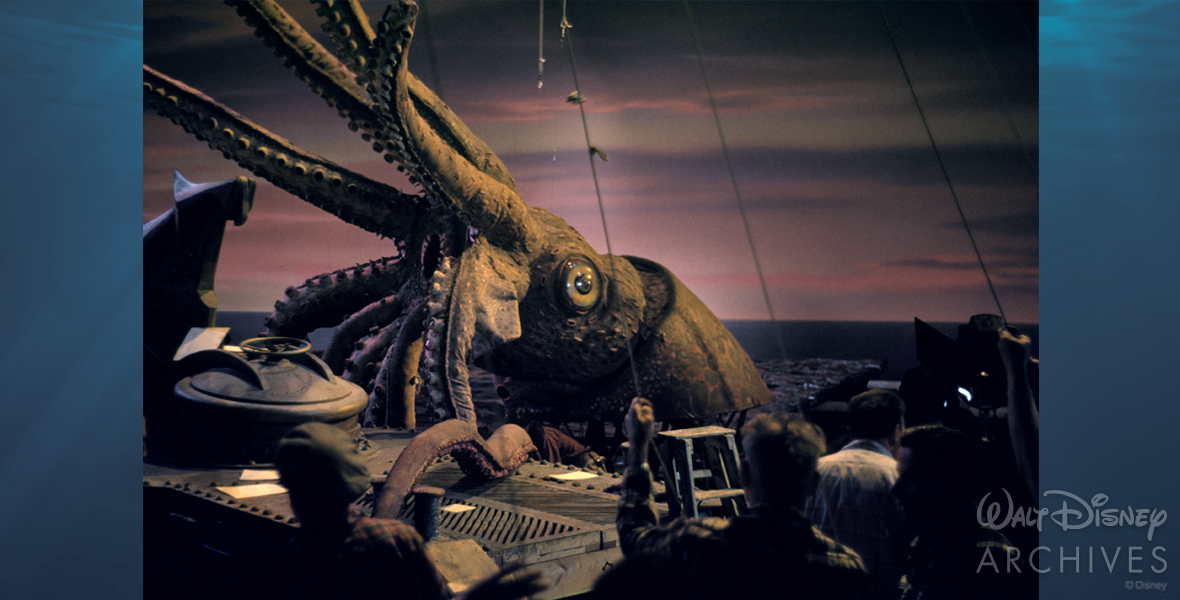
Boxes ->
[654,426,746,519]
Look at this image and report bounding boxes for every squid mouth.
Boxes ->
[418,241,525,427]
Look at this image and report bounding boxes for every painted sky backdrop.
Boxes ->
[144,1,1038,323]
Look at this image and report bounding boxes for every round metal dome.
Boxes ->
[146,338,369,467]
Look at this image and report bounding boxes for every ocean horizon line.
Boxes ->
[216,312,1039,381]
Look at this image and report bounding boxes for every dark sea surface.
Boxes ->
[217,312,1038,382]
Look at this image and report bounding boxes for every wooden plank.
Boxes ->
[425,539,499,595]
[657,425,736,440]
[695,489,745,500]
[527,546,625,600]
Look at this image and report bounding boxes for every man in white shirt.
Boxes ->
[805,389,907,600]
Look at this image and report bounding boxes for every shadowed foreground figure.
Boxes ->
[997,327,1038,496]
[892,425,1034,600]
[600,398,870,599]
[254,423,545,600]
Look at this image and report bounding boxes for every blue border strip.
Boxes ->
[0,2,143,597]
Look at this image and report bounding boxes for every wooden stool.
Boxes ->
[654,426,746,519]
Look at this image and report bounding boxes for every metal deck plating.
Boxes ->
[144,428,662,599]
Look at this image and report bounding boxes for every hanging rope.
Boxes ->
[560,0,572,46]
[537,0,545,88]
[683,2,788,362]
[562,27,643,399]
[876,2,1007,322]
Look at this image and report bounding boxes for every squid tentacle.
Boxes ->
[372,419,535,519]
[373,3,533,252]
[233,0,517,198]
[265,255,411,338]
[143,66,422,241]
[227,0,397,164]
[226,1,372,116]
[420,258,459,423]
[322,292,407,374]
[348,1,517,192]
[370,336,423,429]
[311,0,379,88]
[370,299,430,428]
[403,77,519,195]
[343,317,403,389]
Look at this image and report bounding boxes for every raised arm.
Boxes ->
[998,327,1038,495]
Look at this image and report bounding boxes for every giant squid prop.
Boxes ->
[144,0,770,517]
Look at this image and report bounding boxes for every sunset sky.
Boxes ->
[143,1,1038,323]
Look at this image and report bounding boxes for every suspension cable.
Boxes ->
[957,3,1036,176]
[876,2,1007,322]
[683,1,788,362]
[562,29,643,399]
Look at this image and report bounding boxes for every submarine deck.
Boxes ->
[144,428,660,599]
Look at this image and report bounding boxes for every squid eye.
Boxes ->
[559,257,601,313]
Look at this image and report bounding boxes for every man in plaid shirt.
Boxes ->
[611,398,871,599]
[805,389,908,600]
